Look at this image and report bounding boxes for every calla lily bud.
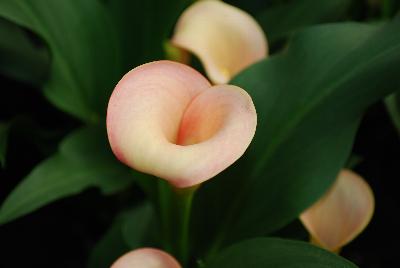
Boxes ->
[111,248,181,268]
[107,60,257,188]
[171,0,268,84]
[300,169,375,252]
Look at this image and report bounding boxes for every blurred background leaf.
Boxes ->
[385,92,400,136]
[0,117,59,169]
[204,238,357,268]
[192,17,400,257]
[0,0,122,122]
[0,0,196,223]
[257,0,352,45]
[87,214,130,268]
[0,126,134,225]
[0,122,10,167]
[106,0,193,71]
[0,17,49,86]
[87,202,155,268]
[121,202,155,248]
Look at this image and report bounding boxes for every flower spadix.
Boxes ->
[300,169,375,252]
[107,61,256,188]
[171,0,268,84]
[111,248,181,268]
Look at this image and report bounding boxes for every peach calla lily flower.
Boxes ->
[300,169,375,252]
[107,61,257,188]
[171,0,268,84]
[111,248,181,268]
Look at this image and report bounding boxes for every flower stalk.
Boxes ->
[158,181,197,266]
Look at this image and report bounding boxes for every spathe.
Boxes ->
[111,248,181,268]
[107,61,257,188]
[171,0,268,84]
[300,169,375,252]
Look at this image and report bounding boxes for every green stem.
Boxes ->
[172,186,196,266]
[158,180,173,252]
[157,180,198,267]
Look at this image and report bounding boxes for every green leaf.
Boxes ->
[0,126,133,225]
[0,0,122,122]
[385,92,400,136]
[193,18,400,254]
[0,122,10,168]
[121,202,155,248]
[257,0,352,44]
[87,202,155,268]
[0,17,49,86]
[204,238,357,268]
[107,0,192,71]
[87,214,130,268]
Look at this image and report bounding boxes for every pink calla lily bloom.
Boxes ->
[300,169,375,252]
[111,248,181,268]
[171,0,268,84]
[107,61,257,188]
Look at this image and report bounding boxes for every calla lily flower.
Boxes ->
[111,248,181,268]
[107,60,257,188]
[171,0,268,84]
[300,169,375,252]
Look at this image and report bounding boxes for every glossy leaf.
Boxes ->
[0,0,122,122]
[0,18,49,86]
[0,122,10,167]
[257,0,352,44]
[0,126,133,225]
[193,18,400,253]
[204,238,357,268]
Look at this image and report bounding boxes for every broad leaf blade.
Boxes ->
[257,0,352,44]
[0,126,133,225]
[0,0,122,122]
[193,18,400,253]
[204,238,357,268]
[230,18,400,236]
